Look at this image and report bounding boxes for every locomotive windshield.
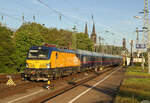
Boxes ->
[27,49,50,59]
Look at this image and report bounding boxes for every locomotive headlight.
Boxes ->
[26,64,29,68]
[46,64,50,68]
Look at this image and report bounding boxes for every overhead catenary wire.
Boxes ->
[4,1,39,22]
[13,0,40,15]
[35,0,121,36]
[0,11,22,22]
[36,0,80,28]
[2,0,124,38]
[0,0,126,44]
[0,7,32,23]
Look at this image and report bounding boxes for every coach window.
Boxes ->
[83,56,86,62]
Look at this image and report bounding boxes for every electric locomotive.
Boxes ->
[22,44,122,81]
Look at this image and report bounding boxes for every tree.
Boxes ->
[0,22,95,73]
[0,25,16,73]
[14,22,44,67]
[76,33,93,51]
[41,28,74,48]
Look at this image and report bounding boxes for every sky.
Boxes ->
[0,0,148,50]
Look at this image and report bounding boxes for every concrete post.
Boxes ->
[147,23,150,74]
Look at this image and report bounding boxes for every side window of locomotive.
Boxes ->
[56,52,58,59]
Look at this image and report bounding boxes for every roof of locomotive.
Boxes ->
[30,46,75,53]
[30,46,59,51]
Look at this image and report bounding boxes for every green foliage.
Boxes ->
[133,62,142,66]
[14,23,44,70]
[40,28,74,48]
[15,23,44,53]
[15,24,44,52]
[51,29,73,47]
[39,27,93,50]
[126,66,150,77]
[115,66,150,103]
[143,52,148,66]
[0,25,17,73]
[76,33,93,51]
[1,22,94,73]
[116,78,150,103]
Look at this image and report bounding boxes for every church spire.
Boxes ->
[84,22,88,36]
[92,22,96,34]
[90,22,97,44]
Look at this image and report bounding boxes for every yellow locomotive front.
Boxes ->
[23,46,52,81]
[22,44,81,81]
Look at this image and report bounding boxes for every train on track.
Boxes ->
[21,44,123,81]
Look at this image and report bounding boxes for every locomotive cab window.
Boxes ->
[28,49,49,59]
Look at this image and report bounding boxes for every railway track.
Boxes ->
[0,69,94,100]
[28,66,120,103]
[0,66,120,103]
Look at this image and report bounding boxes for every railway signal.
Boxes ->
[130,40,133,66]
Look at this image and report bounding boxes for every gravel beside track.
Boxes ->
[28,67,116,103]
[0,66,118,103]
[0,73,21,84]
[0,70,95,100]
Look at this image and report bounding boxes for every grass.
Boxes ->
[126,66,150,77]
[115,66,150,103]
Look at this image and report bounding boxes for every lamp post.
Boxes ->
[147,21,150,74]
[98,37,101,53]
[72,25,77,50]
